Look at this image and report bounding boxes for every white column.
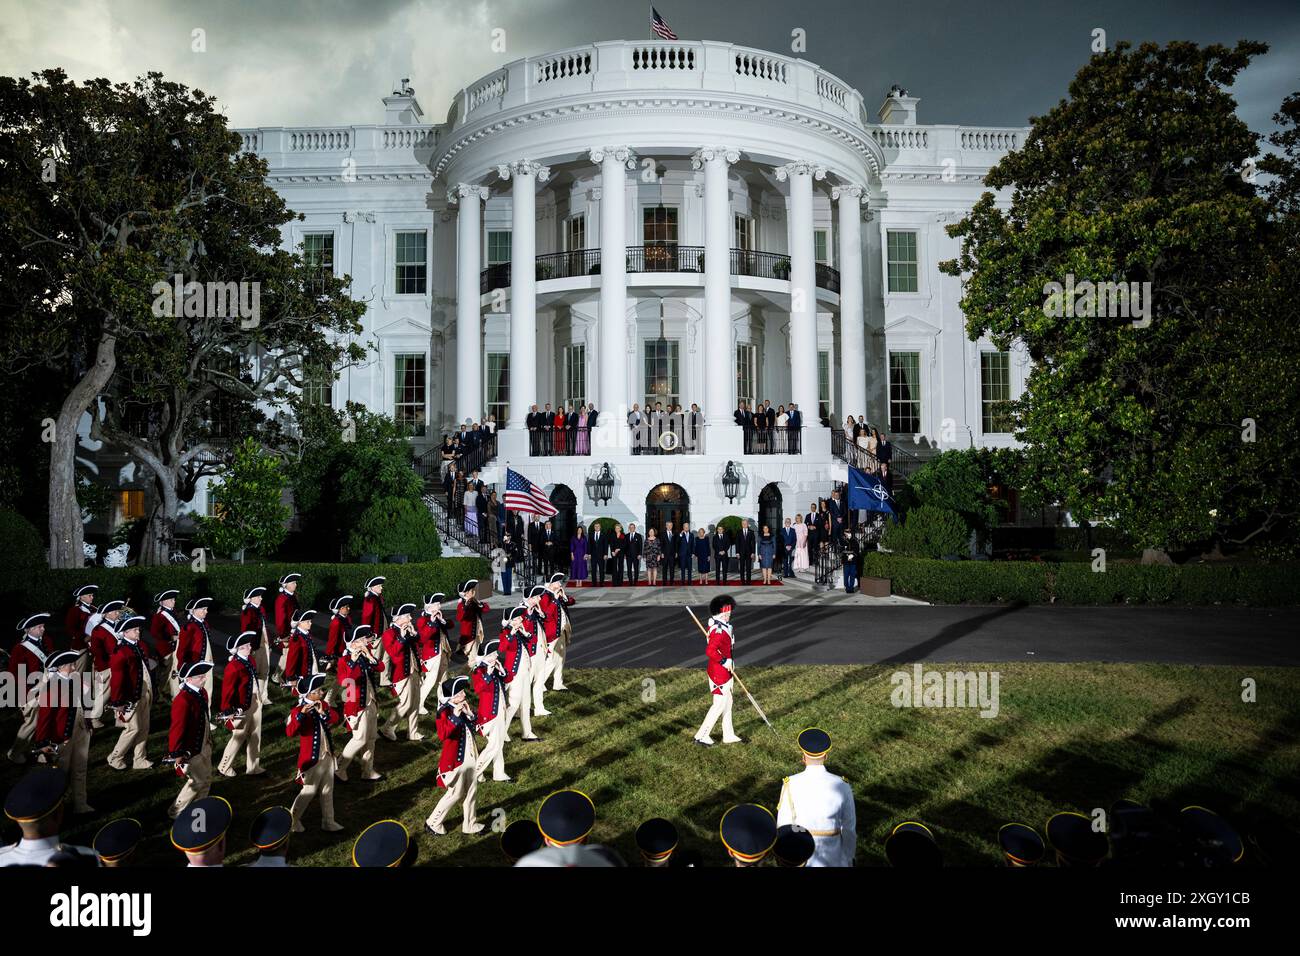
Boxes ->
[693,147,741,431]
[590,146,634,423]
[449,182,488,426]
[777,161,825,420]
[833,183,867,419]
[497,160,550,430]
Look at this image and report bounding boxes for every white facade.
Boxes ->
[234,40,1030,531]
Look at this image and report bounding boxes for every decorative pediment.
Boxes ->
[882,313,941,337]
[372,314,433,337]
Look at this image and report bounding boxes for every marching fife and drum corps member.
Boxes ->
[501,605,542,742]
[32,649,95,814]
[471,637,511,783]
[150,589,182,700]
[88,599,125,728]
[1,768,98,867]
[240,586,274,703]
[455,579,489,656]
[334,625,384,783]
[217,631,266,777]
[177,596,215,687]
[424,675,484,836]
[286,673,345,833]
[526,585,553,717]
[415,592,452,715]
[64,584,97,658]
[538,572,575,696]
[694,595,743,746]
[6,613,52,763]
[273,573,302,686]
[282,608,321,688]
[380,603,424,742]
[775,728,857,867]
[361,576,390,679]
[166,660,215,819]
[106,615,155,771]
[324,594,353,669]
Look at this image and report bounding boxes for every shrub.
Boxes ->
[588,517,619,536]
[716,515,747,539]
[896,449,1007,545]
[0,509,46,606]
[346,497,442,562]
[881,506,970,559]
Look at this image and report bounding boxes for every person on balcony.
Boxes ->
[526,404,541,456]
[627,403,644,455]
[569,526,589,583]
[553,405,567,455]
[689,403,703,451]
[586,402,599,432]
[575,406,590,455]
[565,403,578,452]
[787,404,803,454]
[734,402,753,454]
[793,515,810,573]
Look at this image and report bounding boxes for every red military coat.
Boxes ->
[455,598,489,647]
[89,622,117,673]
[325,612,350,658]
[150,608,180,657]
[499,626,526,683]
[176,618,210,669]
[523,609,543,657]
[167,683,209,759]
[361,592,387,634]
[335,653,381,719]
[64,603,92,651]
[35,677,88,748]
[107,640,151,707]
[283,629,317,681]
[273,590,298,641]
[8,638,49,693]
[415,612,449,665]
[435,705,474,787]
[472,663,505,730]
[220,655,257,714]
[705,619,734,695]
[240,604,271,651]
[381,625,419,684]
[538,590,575,643]
[286,701,341,772]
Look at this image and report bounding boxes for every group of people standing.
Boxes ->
[527,402,598,456]
[626,402,704,453]
[735,400,803,454]
[842,417,895,492]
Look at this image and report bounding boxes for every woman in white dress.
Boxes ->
[463,484,478,536]
[793,514,810,571]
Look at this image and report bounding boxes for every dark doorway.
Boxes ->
[549,484,577,564]
[645,483,690,537]
[758,483,783,536]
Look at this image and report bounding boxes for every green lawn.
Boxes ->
[3,663,1297,866]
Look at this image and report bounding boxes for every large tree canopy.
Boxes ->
[942,40,1300,555]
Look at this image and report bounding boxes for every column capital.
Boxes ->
[446,183,489,204]
[690,146,741,169]
[588,146,637,168]
[775,161,827,182]
[831,182,868,203]
[495,160,551,183]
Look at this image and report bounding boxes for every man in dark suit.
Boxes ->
[587,404,599,429]
[528,518,544,563]
[475,486,489,543]
[625,523,643,586]
[566,404,579,451]
[829,490,845,538]
[711,525,731,584]
[787,403,802,454]
[542,521,559,576]
[735,519,756,585]
[781,518,797,578]
[662,522,678,584]
[526,405,540,455]
[688,403,702,452]
[589,524,608,585]
[677,522,693,581]
[734,403,752,453]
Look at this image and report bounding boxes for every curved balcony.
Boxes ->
[480,246,840,296]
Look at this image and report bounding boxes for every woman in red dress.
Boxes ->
[553,407,567,454]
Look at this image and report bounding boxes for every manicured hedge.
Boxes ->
[861,553,1299,606]
[20,558,490,618]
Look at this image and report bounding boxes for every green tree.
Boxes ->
[898,448,1012,546]
[194,438,290,561]
[942,41,1299,555]
[346,497,442,562]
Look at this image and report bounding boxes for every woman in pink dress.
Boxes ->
[793,514,810,571]
[576,407,590,455]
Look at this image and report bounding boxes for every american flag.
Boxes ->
[650,7,678,40]
[504,468,558,517]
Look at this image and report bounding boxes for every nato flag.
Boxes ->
[848,467,897,518]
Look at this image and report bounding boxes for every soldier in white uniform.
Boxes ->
[0,767,99,867]
[774,727,857,867]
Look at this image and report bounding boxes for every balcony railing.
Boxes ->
[481,247,841,295]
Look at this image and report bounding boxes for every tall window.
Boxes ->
[563,344,586,407]
[565,215,586,251]
[486,352,510,423]
[302,364,333,408]
[643,339,680,408]
[734,215,754,250]
[814,228,830,265]
[395,231,427,294]
[736,344,757,408]
[889,351,921,434]
[643,206,678,245]
[817,350,831,421]
[981,351,1013,434]
[887,230,918,293]
[393,353,427,436]
[303,233,334,293]
[119,490,145,521]
[487,230,512,266]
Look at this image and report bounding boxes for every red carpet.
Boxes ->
[566,579,784,588]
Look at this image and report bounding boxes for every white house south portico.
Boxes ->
[233,39,1029,531]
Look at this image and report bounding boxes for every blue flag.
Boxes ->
[847,467,897,519]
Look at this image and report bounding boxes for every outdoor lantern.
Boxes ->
[586,462,615,505]
[722,460,741,503]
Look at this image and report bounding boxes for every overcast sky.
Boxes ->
[2,0,1297,136]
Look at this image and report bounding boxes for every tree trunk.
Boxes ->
[132,448,182,566]
[48,332,117,568]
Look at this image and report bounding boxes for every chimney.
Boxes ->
[877,86,919,126]
[383,79,424,125]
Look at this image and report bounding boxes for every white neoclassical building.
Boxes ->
[231,39,1030,536]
